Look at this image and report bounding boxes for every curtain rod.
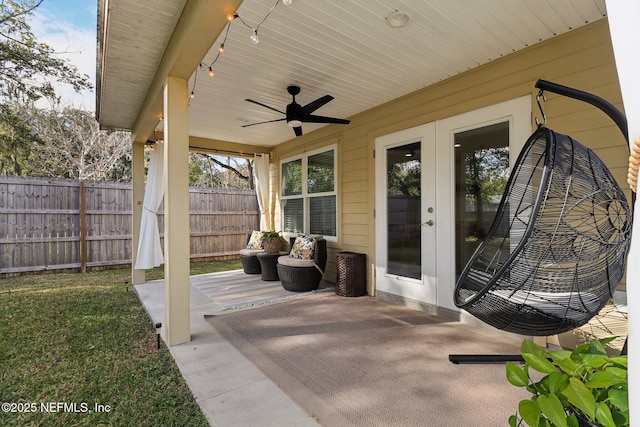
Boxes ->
[189,145,268,159]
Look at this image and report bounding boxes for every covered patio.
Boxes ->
[97,0,639,423]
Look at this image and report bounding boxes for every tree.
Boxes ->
[0,0,90,103]
[0,102,40,174]
[0,0,91,175]
[464,147,509,236]
[29,107,132,181]
[387,161,420,196]
[188,153,253,189]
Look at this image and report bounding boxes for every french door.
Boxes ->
[375,123,437,305]
[374,96,531,310]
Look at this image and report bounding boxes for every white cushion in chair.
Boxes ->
[277,256,315,268]
[489,289,600,321]
[239,248,264,256]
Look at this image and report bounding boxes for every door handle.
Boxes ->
[421,220,434,226]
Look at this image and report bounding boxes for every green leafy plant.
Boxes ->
[261,230,286,254]
[507,338,628,427]
[260,230,282,241]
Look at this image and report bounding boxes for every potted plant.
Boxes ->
[261,230,284,254]
[506,338,628,427]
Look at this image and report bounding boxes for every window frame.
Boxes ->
[280,144,338,242]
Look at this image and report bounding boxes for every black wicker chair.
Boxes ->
[277,238,327,292]
[454,126,631,336]
[239,233,263,274]
[239,249,263,274]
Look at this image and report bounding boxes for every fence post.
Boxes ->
[79,180,87,272]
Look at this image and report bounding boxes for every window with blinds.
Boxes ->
[280,145,337,240]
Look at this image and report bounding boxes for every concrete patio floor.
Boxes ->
[134,269,326,426]
[134,269,628,426]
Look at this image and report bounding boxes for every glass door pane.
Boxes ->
[454,122,509,277]
[387,141,421,279]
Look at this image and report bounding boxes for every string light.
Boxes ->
[250,28,259,45]
[190,0,289,99]
[188,67,198,103]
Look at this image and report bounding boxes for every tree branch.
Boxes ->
[0,0,44,26]
[205,154,249,181]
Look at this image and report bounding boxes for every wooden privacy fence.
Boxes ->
[0,176,259,276]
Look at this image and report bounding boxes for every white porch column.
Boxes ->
[163,76,191,345]
[131,141,146,284]
[606,0,640,422]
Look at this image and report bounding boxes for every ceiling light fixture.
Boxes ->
[282,0,292,5]
[287,119,302,128]
[386,10,410,28]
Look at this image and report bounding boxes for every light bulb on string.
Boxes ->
[250,28,259,44]
[189,1,290,102]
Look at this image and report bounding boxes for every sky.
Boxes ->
[28,0,97,110]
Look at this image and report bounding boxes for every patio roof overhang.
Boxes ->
[97,0,611,149]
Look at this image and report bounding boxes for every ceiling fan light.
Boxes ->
[288,119,302,127]
[386,10,410,28]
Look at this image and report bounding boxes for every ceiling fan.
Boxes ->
[242,85,350,137]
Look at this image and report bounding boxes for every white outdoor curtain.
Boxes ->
[254,153,270,230]
[606,0,640,422]
[134,146,165,269]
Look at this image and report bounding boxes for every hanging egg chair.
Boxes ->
[453,80,632,337]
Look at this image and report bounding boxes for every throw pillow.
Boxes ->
[289,234,317,259]
[246,230,264,249]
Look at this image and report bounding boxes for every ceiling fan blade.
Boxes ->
[241,118,286,128]
[302,95,333,115]
[293,126,303,137]
[304,115,350,125]
[245,99,286,115]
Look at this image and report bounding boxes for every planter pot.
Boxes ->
[263,239,281,254]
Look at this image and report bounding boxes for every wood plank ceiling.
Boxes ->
[97,0,607,147]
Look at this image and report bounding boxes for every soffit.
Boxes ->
[97,0,607,147]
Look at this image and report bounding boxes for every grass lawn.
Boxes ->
[0,259,241,426]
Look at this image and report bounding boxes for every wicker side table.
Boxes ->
[335,252,366,297]
[257,252,285,281]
